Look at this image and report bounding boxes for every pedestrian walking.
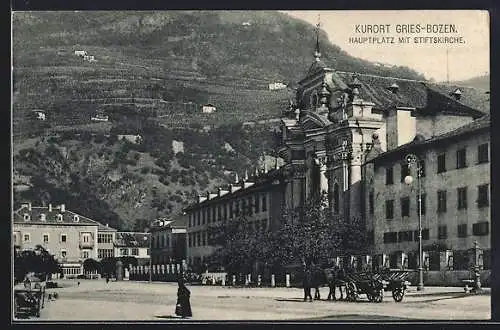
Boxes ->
[106,276,110,284]
[175,277,192,318]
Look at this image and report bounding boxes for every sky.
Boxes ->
[282,10,489,82]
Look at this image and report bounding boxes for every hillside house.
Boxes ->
[32,110,46,121]
[84,55,96,62]
[74,50,88,57]
[118,134,142,144]
[268,82,287,91]
[91,113,109,122]
[201,104,217,113]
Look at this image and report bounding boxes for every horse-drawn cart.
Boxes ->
[344,272,385,302]
[14,288,44,318]
[344,269,411,303]
[14,277,46,319]
[380,269,412,302]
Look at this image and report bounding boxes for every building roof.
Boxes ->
[13,204,102,227]
[183,167,283,212]
[114,232,150,248]
[150,214,188,231]
[333,71,488,117]
[97,222,118,232]
[367,114,490,164]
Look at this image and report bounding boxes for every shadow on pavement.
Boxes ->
[155,315,191,320]
[299,313,413,321]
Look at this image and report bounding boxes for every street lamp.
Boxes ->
[144,234,152,283]
[404,153,424,291]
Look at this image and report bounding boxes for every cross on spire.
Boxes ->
[314,13,322,61]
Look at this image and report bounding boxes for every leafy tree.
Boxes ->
[14,245,61,283]
[83,258,100,273]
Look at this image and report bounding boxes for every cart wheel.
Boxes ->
[392,288,404,302]
[367,293,375,302]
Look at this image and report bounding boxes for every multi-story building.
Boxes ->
[13,203,99,278]
[97,223,117,260]
[184,167,284,267]
[150,215,187,265]
[114,232,151,266]
[363,114,490,269]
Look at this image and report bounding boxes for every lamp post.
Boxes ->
[144,234,152,283]
[404,153,424,291]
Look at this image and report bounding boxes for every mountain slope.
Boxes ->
[12,11,427,230]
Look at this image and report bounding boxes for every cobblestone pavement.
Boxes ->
[17,279,491,321]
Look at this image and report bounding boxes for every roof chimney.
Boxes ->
[106,223,109,227]
[48,204,52,212]
[60,204,65,213]
[28,202,32,211]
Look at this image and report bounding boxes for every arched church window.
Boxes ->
[333,182,339,214]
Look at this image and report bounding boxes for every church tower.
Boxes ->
[279,24,384,223]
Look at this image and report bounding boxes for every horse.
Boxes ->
[302,268,313,302]
[312,265,325,300]
[323,265,347,301]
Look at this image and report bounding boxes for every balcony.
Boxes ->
[79,240,95,249]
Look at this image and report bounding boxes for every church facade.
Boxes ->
[184,41,489,270]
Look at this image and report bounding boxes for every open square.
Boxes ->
[21,279,491,321]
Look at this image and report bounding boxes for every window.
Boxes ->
[477,184,489,207]
[414,229,430,241]
[417,194,426,215]
[457,187,468,210]
[61,250,67,259]
[61,234,67,243]
[438,225,448,239]
[224,204,228,220]
[418,159,426,177]
[437,153,446,173]
[82,251,90,259]
[401,197,410,217]
[212,206,216,222]
[369,191,374,215]
[437,190,447,213]
[57,214,63,222]
[146,248,150,256]
[131,248,139,256]
[478,143,489,164]
[383,232,398,243]
[385,200,394,219]
[73,215,80,222]
[43,234,49,243]
[203,232,207,246]
[457,224,468,238]
[385,167,394,185]
[81,233,91,243]
[207,207,211,223]
[255,195,260,214]
[120,248,128,256]
[248,197,253,215]
[333,183,339,214]
[456,148,467,169]
[23,213,30,222]
[472,222,489,236]
[401,163,410,183]
[398,231,413,242]
[23,234,30,243]
[262,195,267,212]
[40,214,46,221]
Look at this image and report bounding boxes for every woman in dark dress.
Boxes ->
[175,278,192,318]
